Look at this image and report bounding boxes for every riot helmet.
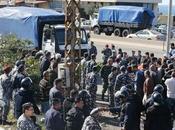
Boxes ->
[21,77,33,89]
[152,92,163,104]
[154,84,164,94]
[78,89,91,105]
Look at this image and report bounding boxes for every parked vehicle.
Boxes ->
[81,19,92,31]
[127,29,166,41]
[93,6,155,37]
[0,7,89,56]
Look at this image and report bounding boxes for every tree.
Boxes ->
[0,35,31,73]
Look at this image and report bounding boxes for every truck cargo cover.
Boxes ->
[98,6,155,24]
[0,7,65,47]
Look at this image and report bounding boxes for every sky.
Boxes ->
[160,0,175,5]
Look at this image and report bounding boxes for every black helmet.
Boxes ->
[120,89,129,99]
[152,92,163,104]
[120,86,129,93]
[15,60,25,67]
[120,84,135,94]
[120,65,126,72]
[21,77,32,89]
[154,84,164,94]
[115,90,128,104]
[78,90,91,103]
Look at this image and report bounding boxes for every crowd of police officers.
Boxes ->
[1,42,175,130]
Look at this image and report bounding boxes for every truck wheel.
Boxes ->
[114,28,121,37]
[122,29,129,37]
[93,26,100,34]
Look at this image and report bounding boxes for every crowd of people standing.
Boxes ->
[0,41,175,130]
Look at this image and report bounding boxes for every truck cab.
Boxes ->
[43,24,89,56]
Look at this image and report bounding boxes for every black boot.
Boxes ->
[101,93,104,101]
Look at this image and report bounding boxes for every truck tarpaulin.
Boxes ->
[98,6,155,25]
[0,7,65,48]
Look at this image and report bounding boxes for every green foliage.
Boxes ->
[0,35,32,73]
[25,56,41,97]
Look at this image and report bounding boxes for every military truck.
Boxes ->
[93,6,155,37]
[0,7,89,56]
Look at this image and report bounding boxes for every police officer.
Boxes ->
[86,54,97,74]
[0,64,13,125]
[78,90,92,118]
[13,64,26,91]
[115,65,132,91]
[86,66,98,108]
[39,71,52,114]
[80,52,89,89]
[63,89,78,120]
[100,58,113,101]
[101,44,112,64]
[108,67,118,107]
[40,51,51,78]
[145,84,164,110]
[14,77,40,119]
[88,41,97,57]
[66,96,85,130]
[81,107,107,130]
[145,92,172,130]
[119,87,142,130]
[17,102,40,130]
[45,98,65,130]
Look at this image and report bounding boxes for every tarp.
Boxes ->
[98,6,155,25]
[0,6,65,47]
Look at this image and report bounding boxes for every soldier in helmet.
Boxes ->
[14,77,40,119]
[13,64,26,92]
[145,84,164,109]
[118,87,141,130]
[66,96,85,130]
[10,60,25,76]
[78,90,92,117]
[86,66,98,107]
[145,92,172,130]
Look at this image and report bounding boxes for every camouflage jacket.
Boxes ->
[17,114,38,130]
[0,73,13,100]
[81,116,101,130]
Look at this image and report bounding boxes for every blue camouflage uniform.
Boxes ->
[17,114,38,130]
[115,73,132,91]
[86,72,98,107]
[108,72,117,107]
[81,116,101,130]
[0,73,13,122]
[100,65,112,100]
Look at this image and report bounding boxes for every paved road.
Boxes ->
[90,33,174,62]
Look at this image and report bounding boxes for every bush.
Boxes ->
[0,35,32,74]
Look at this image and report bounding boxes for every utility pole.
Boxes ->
[166,0,172,57]
[65,0,81,90]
